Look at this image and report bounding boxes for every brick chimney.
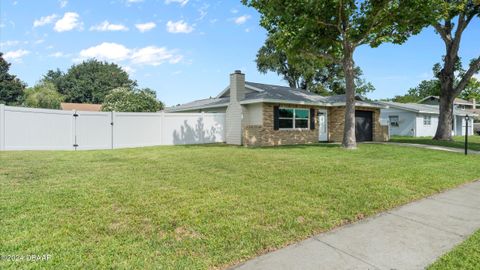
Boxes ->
[229,70,246,103]
[225,70,246,145]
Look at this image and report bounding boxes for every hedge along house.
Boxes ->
[167,71,389,146]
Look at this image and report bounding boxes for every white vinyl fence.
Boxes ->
[0,105,225,151]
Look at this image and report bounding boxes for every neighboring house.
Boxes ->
[418,95,476,110]
[167,70,389,146]
[379,102,475,137]
[60,103,102,112]
[418,95,480,120]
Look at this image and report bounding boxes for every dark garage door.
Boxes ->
[355,110,373,142]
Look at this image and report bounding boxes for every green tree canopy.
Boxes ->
[459,77,480,101]
[44,59,137,104]
[101,87,164,112]
[391,79,441,103]
[23,81,64,109]
[0,52,27,105]
[256,37,374,96]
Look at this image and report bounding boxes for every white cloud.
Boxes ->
[127,0,143,2]
[166,20,193,34]
[78,42,131,61]
[131,46,182,66]
[90,21,128,32]
[234,15,251,25]
[54,12,82,32]
[76,42,183,67]
[0,40,20,48]
[230,8,239,14]
[59,0,68,8]
[33,14,58,27]
[34,39,45,44]
[135,22,156,32]
[49,51,65,58]
[3,49,30,61]
[474,73,480,80]
[121,65,135,74]
[165,0,189,7]
[197,4,209,21]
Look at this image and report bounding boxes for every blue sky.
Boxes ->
[1,0,479,106]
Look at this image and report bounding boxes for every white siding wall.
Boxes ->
[0,105,225,151]
[225,103,245,145]
[455,115,475,136]
[244,103,263,126]
[380,108,416,136]
[415,114,439,137]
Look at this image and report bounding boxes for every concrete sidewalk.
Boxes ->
[232,181,480,270]
[372,142,480,154]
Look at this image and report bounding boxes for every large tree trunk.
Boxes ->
[434,69,455,140]
[342,45,357,149]
[433,40,457,141]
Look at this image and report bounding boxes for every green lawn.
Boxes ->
[390,135,480,151]
[1,144,480,269]
[429,229,480,270]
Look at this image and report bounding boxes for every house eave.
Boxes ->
[239,98,323,107]
[239,99,386,108]
[166,103,228,112]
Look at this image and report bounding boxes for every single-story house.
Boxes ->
[60,102,102,112]
[418,95,480,121]
[379,102,475,137]
[167,70,389,146]
[418,95,476,110]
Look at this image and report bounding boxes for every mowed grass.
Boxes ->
[391,135,480,151]
[1,144,480,269]
[429,229,480,270]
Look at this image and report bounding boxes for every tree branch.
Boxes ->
[355,2,390,47]
[455,56,480,95]
[317,19,341,31]
[433,23,451,44]
[299,50,340,64]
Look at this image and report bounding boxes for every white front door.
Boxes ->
[318,109,328,141]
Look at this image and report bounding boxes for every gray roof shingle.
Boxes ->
[379,101,475,116]
[167,81,384,111]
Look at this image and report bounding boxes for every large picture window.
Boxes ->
[279,108,309,129]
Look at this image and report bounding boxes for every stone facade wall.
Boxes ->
[327,106,386,142]
[243,103,320,147]
[242,103,387,146]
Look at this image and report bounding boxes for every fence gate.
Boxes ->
[74,111,113,150]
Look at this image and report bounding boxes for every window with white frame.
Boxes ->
[279,108,309,129]
[389,115,399,127]
[423,115,431,126]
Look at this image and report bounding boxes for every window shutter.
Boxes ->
[273,106,279,130]
[310,108,315,130]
